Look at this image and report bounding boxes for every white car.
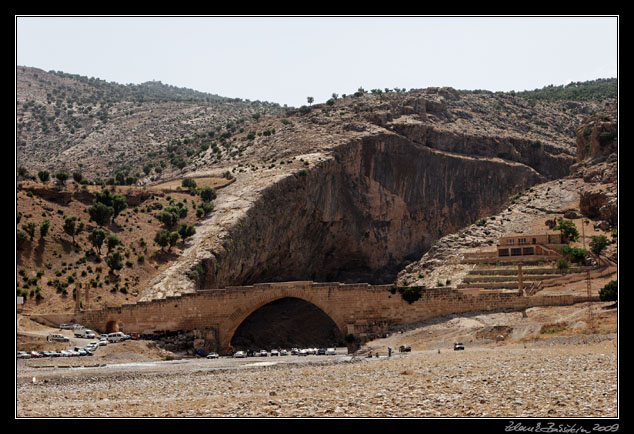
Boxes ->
[17,351,30,359]
[107,332,128,343]
[206,352,219,359]
[298,349,308,356]
[326,348,337,355]
[270,349,279,357]
[47,333,69,342]
[280,349,288,356]
[233,351,246,358]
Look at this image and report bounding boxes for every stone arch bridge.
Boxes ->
[32,281,593,354]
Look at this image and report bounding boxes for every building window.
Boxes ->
[518,238,526,245]
[510,248,522,256]
[522,247,534,255]
[499,249,509,257]
[506,239,514,246]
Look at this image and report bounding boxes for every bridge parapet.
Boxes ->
[28,280,592,355]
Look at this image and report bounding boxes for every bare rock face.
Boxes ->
[571,104,618,227]
[165,132,545,293]
[134,89,600,301]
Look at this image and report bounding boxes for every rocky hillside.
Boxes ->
[136,85,614,301]
[16,69,617,313]
[396,102,618,288]
[16,66,284,180]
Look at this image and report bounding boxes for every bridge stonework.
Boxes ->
[31,281,594,354]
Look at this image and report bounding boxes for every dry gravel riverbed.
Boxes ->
[16,337,618,418]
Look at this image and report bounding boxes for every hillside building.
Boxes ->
[497,232,562,258]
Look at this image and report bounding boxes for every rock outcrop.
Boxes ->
[140,89,583,300]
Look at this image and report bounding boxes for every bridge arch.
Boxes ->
[221,293,347,353]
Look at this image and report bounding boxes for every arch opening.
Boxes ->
[105,320,120,333]
[229,297,345,351]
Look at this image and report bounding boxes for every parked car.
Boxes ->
[399,345,411,352]
[453,342,465,351]
[206,352,219,359]
[298,349,308,356]
[233,351,246,358]
[128,333,141,340]
[74,329,96,339]
[59,324,74,330]
[17,351,30,359]
[291,348,299,355]
[47,333,69,342]
[86,342,99,352]
[98,339,108,346]
[317,348,326,355]
[259,350,268,357]
[72,324,85,330]
[60,350,73,357]
[107,332,128,343]
[270,349,280,356]
[29,351,43,358]
[326,348,337,355]
[280,349,288,356]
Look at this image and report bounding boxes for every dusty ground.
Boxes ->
[16,297,618,418]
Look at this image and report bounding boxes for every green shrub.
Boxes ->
[599,280,617,302]
[398,286,422,304]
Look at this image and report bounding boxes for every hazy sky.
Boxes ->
[15,16,618,107]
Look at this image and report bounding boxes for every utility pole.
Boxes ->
[581,218,595,334]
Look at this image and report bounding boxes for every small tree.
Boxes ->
[168,231,179,251]
[22,221,36,240]
[590,235,609,255]
[106,251,123,273]
[17,229,29,248]
[63,216,81,244]
[154,230,170,251]
[88,201,114,226]
[599,280,617,302]
[182,178,197,190]
[177,223,196,240]
[199,186,217,203]
[37,170,50,183]
[39,219,50,239]
[88,228,108,254]
[94,189,127,223]
[307,96,314,106]
[72,172,84,184]
[105,234,121,254]
[55,172,69,186]
[554,219,579,242]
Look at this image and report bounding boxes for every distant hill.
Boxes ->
[16,66,285,180]
[512,78,617,102]
[459,78,617,103]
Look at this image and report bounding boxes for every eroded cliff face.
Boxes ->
[139,88,593,301]
[204,131,545,287]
